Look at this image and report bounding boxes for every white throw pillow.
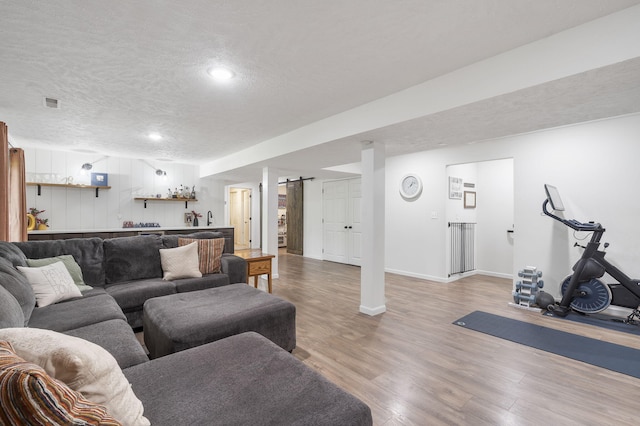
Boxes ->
[0,328,150,426]
[17,261,82,307]
[159,241,202,280]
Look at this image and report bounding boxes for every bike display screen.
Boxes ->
[544,184,565,211]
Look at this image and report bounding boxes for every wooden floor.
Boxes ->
[268,251,640,425]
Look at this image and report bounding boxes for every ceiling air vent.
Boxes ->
[44,97,60,109]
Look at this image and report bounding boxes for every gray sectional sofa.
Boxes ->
[13,231,247,329]
[0,233,373,425]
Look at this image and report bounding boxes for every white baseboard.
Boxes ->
[383,268,448,283]
[359,305,386,316]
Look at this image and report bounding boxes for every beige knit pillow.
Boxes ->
[159,241,202,280]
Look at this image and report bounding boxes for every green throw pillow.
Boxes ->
[26,255,93,291]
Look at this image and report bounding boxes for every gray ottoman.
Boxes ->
[143,283,296,359]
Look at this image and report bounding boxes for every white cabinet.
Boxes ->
[322,178,361,266]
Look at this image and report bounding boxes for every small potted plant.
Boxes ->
[191,210,202,227]
[28,207,50,230]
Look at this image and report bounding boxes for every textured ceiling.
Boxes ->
[1,0,640,177]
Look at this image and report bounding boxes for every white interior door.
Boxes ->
[322,180,348,263]
[322,177,361,265]
[241,189,251,248]
[229,187,251,250]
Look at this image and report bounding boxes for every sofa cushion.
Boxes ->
[104,235,163,284]
[0,284,24,328]
[159,242,202,280]
[26,254,92,291]
[28,293,127,332]
[0,341,122,426]
[13,238,106,286]
[0,241,27,267]
[105,279,176,311]
[0,257,35,325]
[124,332,373,426]
[178,237,225,274]
[173,273,230,293]
[64,319,149,369]
[0,328,149,426]
[17,261,83,307]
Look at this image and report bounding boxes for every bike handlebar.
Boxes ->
[542,199,604,232]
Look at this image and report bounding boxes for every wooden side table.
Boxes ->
[234,250,276,293]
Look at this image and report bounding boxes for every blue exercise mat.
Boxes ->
[453,311,640,379]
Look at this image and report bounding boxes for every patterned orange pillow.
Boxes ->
[0,340,122,426]
[178,237,225,274]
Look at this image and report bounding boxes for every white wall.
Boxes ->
[303,113,640,297]
[303,179,324,260]
[24,147,226,230]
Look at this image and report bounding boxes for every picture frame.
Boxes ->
[184,212,194,224]
[91,172,108,186]
[449,176,462,199]
[278,194,287,209]
[464,191,476,208]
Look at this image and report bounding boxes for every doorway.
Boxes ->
[445,159,514,278]
[229,187,251,250]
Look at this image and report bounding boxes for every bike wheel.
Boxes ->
[560,275,612,313]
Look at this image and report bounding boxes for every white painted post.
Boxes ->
[262,167,279,278]
[360,141,386,315]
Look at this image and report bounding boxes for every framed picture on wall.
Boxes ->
[464,191,476,208]
[449,176,462,199]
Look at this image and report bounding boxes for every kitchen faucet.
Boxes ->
[207,211,213,226]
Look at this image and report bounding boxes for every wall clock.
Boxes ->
[400,174,422,199]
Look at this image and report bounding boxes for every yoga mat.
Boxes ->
[453,311,640,379]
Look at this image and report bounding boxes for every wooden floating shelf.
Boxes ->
[134,197,198,208]
[27,182,111,197]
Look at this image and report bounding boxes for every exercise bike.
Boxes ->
[542,184,640,323]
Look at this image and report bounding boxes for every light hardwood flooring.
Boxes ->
[269,250,640,425]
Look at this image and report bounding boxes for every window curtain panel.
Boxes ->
[9,148,27,241]
[0,122,9,241]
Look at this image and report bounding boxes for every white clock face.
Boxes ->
[400,174,422,199]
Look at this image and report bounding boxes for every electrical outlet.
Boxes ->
[431,211,438,219]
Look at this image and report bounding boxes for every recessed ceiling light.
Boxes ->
[148,133,162,141]
[207,67,235,81]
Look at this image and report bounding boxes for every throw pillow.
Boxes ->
[178,237,225,274]
[27,254,93,291]
[0,328,150,426]
[16,261,82,307]
[0,340,122,426]
[159,241,202,280]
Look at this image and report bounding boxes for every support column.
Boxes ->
[262,167,279,278]
[360,141,386,315]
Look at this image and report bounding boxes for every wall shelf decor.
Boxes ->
[464,191,476,208]
[134,197,197,209]
[27,182,111,198]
